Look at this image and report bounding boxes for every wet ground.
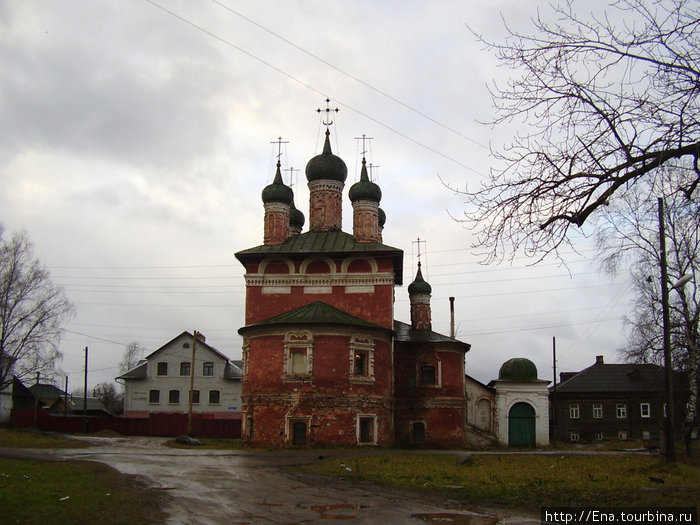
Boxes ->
[2,436,541,524]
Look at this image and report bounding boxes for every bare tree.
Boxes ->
[596,175,698,454]
[92,382,123,414]
[119,341,146,375]
[457,0,699,262]
[0,226,74,391]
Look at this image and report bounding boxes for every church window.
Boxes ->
[357,415,376,445]
[412,421,426,444]
[284,331,313,380]
[421,365,436,385]
[349,335,375,383]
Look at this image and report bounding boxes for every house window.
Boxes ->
[203,362,214,376]
[618,430,628,440]
[594,431,604,441]
[148,390,160,404]
[349,335,375,382]
[569,403,580,419]
[642,430,651,440]
[209,390,220,404]
[357,415,376,444]
[190,390,200,404]
[570,431,580,442]
[421,365,436,385]
[592,403,603,419]
[168,390,180,404]
[157,362,168,376]
[284,331,313,379]
[180,362,191,376]
[616,403,627,419]
[640,403,651,418]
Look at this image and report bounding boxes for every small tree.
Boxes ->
[0,227,74,392]
[92,382,123,414]
[457,0,699,262]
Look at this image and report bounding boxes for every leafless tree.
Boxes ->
[92,382,123,414]
[596,174,698,454]
[119,341,146,376]
[0,226,74,391]
[457,0,699,263]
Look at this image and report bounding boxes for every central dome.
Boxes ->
[498,358,538,382]
[305,130,347,183]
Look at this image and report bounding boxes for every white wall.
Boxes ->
[492,380,550,446]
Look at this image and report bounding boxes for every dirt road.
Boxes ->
[4,436,540,524]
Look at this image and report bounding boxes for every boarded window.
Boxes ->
[290,349,306,376]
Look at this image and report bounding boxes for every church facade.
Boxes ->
[235,126,471,448]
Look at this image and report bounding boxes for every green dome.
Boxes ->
[290,200,305,229]
[262,163,293,205]
[407,263,432,295]
[378,207,386,227]
[498,358,538,382]
[349,159,381,203]
[305,130,347,183]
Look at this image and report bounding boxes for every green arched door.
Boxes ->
[508,402,535,446]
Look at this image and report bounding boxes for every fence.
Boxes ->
[9,408,241,439]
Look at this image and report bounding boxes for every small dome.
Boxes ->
[262,163,293,205]
[407,262,432,295]
[305,130,347,183]
[498,358,538,382]
[290,200,305,229]
[378,207,386,227]
[349,159,381,203]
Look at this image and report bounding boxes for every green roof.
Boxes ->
[238,301,388,334]
[235,230,404,284]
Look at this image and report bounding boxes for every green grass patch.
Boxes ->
[298,453,700,509]
[0,457,165,525]
[0,428,88,448]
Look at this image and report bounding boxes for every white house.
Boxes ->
[117,331,242,418]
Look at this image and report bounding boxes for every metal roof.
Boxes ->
[393,320,470,350]
[235,230,404,284]
[555,362,667,393]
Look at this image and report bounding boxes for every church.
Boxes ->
[235,113,549,448]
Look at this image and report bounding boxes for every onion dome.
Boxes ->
[305,130,347,183]
[262,162,293,204]
[498,358,538,382]
[349,158,382,203]
[289,199,305,229]
[407,262,432,295]
[378,207,386,228]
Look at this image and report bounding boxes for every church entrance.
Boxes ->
[291,421,307,446]
[508,402,535,446]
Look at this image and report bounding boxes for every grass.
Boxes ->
[298,452,700,509]
[0,457,165,525]
[0,427,88,448]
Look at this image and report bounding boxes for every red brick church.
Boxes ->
[235,123,471,448]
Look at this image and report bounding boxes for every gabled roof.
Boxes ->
[239,301,388,334]
[115,360,147,381]
[145,331,232,363]
[54,396,111,414]
[393,320,470,350]
[28,383,67,400]
[235,230,404,284]
[555,362,667,393]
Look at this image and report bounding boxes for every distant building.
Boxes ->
[50,396,112,417]
[549,355,692,443]
[117,331,242,419]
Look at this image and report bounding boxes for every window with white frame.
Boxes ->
[594,431,603,441]
[618,430,628,440]
[592,403,603,419]
[284,331,313,379]
[349,335,375,383]
[640,403,651,418]
[570,431,580,441]
[569,403,580,419]
[616,403,627,418]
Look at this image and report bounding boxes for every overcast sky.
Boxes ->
[1,0,633,391]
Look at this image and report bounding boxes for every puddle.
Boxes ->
[303,503,369,520]
[411,512,498,525]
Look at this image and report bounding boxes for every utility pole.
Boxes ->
[658,198,676,462]
[83,346,89,433]
[187,331,198,436]
[64,376,69,418]
[551,336,557,442]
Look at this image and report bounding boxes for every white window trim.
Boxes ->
[283,330,313,381]
[592,403,603,419]
[569,403,580,419]
[616,403,627,419]
[640,402,651,418]
[349,334,375,384]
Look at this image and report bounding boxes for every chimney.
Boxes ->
[595,355,604,365]
[449,297,455,338]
